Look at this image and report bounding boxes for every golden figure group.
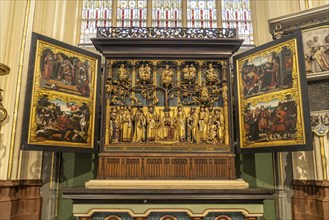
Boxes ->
[139,63,152,83]
[182,64,197,82]
[109,105,225,144]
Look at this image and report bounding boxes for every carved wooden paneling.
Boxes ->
[97,153,236,180]
[0,179,42,220]
[145,158,162,178]
[292,180,329,220]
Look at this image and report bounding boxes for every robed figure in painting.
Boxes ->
[249,107,260,141]
[42,51,54,80]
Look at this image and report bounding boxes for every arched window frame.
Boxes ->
[80,0,254,45]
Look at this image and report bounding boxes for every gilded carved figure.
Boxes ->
[198,106,209,141]
[133,108,146,143]
[122,106,133,142]
[161,111,176,141]
[161,64,173,87]
[206,63,219,83]
[175,106,186,142]
[118,64,128,82]
[187,107,199,143]
[109,107,121,143]
[139,63,152,83]
[105,60,229,150]
[146,106,159,141]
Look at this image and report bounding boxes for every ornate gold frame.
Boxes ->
[234,32,312,152]
[21,33,101,152]
[102,59,232,153]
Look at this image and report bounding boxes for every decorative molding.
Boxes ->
[97,27,237,39]
[268,4,329,40]
[310,110,329,136]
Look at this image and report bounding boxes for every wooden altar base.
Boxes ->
[97,153,236,180]
[62,187,274,220]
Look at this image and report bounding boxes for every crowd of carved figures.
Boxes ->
[109,106,225,144]
[106,60,228,145]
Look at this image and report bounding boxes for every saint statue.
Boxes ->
[207,121,218,144]
[187,107,199,143]
[162,112,175,141]
[214,108,224,143]
[198,106,209,142]
[109,107,121,143]
[133,108,146,143]
[121,106,133,142]
[146,106,158,141]
[175,106,186,142]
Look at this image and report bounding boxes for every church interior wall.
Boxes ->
[0,1,328,220]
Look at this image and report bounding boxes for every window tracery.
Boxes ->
[80,0,113,44]
[152,0,182,27]
[187,0,217,28]
[117,0,147,27]
[80,0,253,45]
[221,0,253,44]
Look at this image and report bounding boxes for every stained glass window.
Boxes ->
[117,0,147,27]
[80,0,113,44]
[187,0,217,28]
[80,0,254,45]
[152,0,182,27]
[221,0,253,44]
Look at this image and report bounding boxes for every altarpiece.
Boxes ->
[93,27,241,180]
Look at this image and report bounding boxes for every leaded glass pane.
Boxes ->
[152,0,182,27]
[187,0,217,28]
[222,0,254,44]
[221,0,254,45]
[80,0,112,44]
[117,0,147,27]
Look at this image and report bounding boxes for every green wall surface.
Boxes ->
[237,153,276,220]
[58,152,96,220]
[58,152,275,220]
